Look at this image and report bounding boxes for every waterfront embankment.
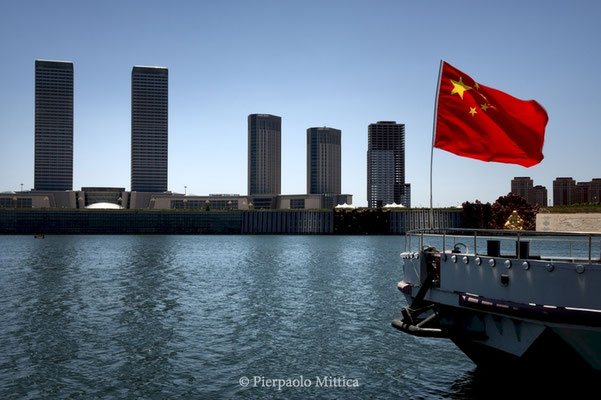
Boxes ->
[0,209,463,235]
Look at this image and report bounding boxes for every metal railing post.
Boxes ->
[589,235,592,264]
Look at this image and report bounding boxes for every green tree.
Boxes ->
[462,200,493,229]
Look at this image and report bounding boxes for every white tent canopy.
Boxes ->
[335,203,355,209]
[383,202,405,208]
[85,202,124,209]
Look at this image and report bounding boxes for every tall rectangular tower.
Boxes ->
[34,60,74,191]
[553,177,575,206]
[307,127,341,196]
[248,114,281,195]
[367,121,406,208]
[511,177,534,203]
[574,181,591,204]
[131,66,168,192]
[532,185,548,206]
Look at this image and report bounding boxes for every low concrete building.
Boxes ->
[0,191,77,208]
[277,194,322,210]
[150,193,353,210]
[151,194,247,210]
[1,189,353,211]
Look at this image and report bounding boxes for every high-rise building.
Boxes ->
[532,185,548,206]
[367,121,407,208]
[574,179,601,204]
[34,60,74,191]
[307,127,341,196]
[248,114,281,195]
[510,177,549,205]
[511,177,534,203]
[575,181,591,204]
[553,177,576,206]
[131,66,168,192]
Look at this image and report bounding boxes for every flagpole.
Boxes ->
[429,60,444,230]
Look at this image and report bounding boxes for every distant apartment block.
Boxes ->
[574,178,601,204]
[307,126,341,197]
[532,185,548,207]
[510,177,547,206]
[552,177,601,205]
[248,114,281,195]
[511,177,534,203]
[131,66,168,192]
[553,177,576,206]
[574,181,591,205]
[34,60,74,191]
[512,176,601,206]
[367,121,409,208]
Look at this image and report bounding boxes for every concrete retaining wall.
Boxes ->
[536,213,601,233]
[0,209,465,235]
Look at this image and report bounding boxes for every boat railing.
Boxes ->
[406,228,601,264]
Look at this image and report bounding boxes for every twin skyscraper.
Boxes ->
[247,114,342,198]
[34,60,169,193]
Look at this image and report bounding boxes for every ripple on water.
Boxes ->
[0,235,490,399]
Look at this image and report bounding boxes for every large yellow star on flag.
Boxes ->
[450,76,472,100]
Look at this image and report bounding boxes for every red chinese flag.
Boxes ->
[434,62,548,167]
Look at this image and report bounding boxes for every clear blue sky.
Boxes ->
[1,0,600,207]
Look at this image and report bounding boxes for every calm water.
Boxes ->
[0,235,594,399]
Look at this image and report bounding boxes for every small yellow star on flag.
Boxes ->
[450,76,471,100]
[469,107,477,116]
[480,103,489,111]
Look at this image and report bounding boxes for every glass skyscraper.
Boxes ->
[34,60,74,191]
[131,66,168,192]
[367,121,409,208]
[248,114,281,195]
[307,127,341,196]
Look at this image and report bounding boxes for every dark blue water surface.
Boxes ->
[0,235,591,399]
